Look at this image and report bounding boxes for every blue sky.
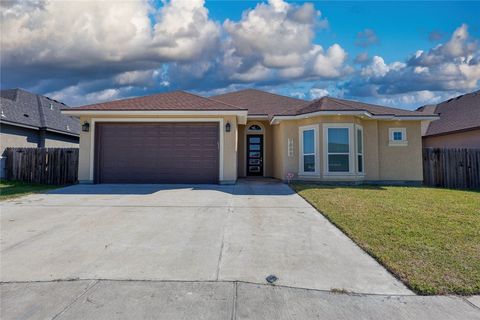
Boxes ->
[1,0,479,109]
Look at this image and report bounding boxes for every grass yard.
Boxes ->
[0,180,59,201]
[292,184,480,295]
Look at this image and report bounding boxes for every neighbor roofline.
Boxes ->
[423,125,480,138]
[61,109,249,116]
[0,119,80,136]
[269,110,440,124]
[0,119,40,131]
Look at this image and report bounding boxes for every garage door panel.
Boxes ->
[95,122,219,183]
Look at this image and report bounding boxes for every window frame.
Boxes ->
[323,123,355,175]
[298,124,319,175]
[388,128,408,146]
[356,125,364,175]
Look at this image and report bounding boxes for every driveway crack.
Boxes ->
[51,280,100,320]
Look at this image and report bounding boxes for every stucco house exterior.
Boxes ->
[0,89,80,177]
[62,89,438,184]
[417,90,480,148]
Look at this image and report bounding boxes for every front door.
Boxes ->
[247,134,263,176]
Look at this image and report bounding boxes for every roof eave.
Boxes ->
[269,110,440,125]
[61,109,248,116]
[61,109,249,125]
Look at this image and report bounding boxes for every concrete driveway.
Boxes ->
[1,180,409,294]
[3,180,480,320]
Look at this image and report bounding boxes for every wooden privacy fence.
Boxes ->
[5,148,79,185]
[423,148,480,189]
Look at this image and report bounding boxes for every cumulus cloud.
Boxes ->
[1,1,478,109]
[222,0,348,82]
[342,24,480,105]
[355,29,379,47]
[309,88,329,99]
[0,0,221,98]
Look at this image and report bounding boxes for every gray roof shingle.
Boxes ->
[0,89,80,135]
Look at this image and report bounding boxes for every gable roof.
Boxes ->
[418,90,480,137]
[0,89,80,136]
[66,90,246,112]
[211,89,309,117]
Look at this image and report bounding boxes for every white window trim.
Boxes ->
[323,123,355,176]
[89,118,224,182]
[298,124,320,175]
[356,125,365,175]
[388,128,408,146]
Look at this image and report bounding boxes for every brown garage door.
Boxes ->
[94,122,219,183]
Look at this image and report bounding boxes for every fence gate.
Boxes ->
[4,148,79,185]
[423,148,480,189]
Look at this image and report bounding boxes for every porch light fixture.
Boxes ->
[225,122,231,132]
[82,121,90,132]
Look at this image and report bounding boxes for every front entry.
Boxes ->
[246,134,263,176]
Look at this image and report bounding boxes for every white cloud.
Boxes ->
[348,24,480,99]
[360,56,406,77]
[223,0,347,81]
[309,88,329,99]
[115,70,156,86]
[152,0,220,61]
[1,0,220,67]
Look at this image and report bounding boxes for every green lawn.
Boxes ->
[0,180,59,201]
[292,184,480,295]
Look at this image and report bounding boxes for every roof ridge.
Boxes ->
[327,96,421,114]
[180,90,247,110]
[36,94,47,128]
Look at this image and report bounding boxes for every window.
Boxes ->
[323,123,356,175]
[248,124,262,131]
[299,125,319,174]
[356,126,364,174]
[327,128,350,172]
[389,128,408,146]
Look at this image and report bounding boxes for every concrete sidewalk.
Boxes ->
[1,280,479,320]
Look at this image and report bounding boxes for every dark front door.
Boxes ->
[246,134,263,176]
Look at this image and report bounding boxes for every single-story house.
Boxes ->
[417,90,480,148]
[0,88,80,177]
[62,89,438,184]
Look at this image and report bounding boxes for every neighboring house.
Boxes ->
[417,90,480,148]
[62,89,438,184]
[0,88,80,177]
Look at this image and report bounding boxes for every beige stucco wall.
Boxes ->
[377,121,423,181]
[422,129,480,148]
[271,116,423,182]
[77,115,238,183]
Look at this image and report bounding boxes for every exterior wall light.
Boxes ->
[82,121,90,132]
[225,122,231,132]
